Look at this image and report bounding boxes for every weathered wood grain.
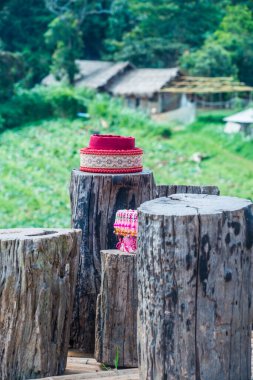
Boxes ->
[138,194,253,380]
[69,169,155,353]
[95,250,137,367]
[69,167,220,353]
[155,184,220,198]
[33,368,139,380]
[0,228,81,380]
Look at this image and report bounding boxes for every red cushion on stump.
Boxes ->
[80,134,143,174]
[89,135,135,150]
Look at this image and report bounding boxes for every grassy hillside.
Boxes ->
[0,100,252,228]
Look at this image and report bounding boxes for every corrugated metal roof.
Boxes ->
[224,109,253,123]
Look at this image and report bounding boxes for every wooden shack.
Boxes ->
[106,68,180,114]
[224,108,253,135]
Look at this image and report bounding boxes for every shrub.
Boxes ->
[88,94,160,133]
[0,85,94,131]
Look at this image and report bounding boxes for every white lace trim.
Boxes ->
[80,153,142,169]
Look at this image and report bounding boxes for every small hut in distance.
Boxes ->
[106,67,179,114]
[223,109,253,136]
[42,60,253,124]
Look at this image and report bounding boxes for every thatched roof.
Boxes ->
[106,68,179,97]
[42,60,133,89]
[162,76,253,94]
[75,61,132,89]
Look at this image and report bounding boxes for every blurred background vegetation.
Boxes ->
[1,0,253,91]
[0,0,252,227]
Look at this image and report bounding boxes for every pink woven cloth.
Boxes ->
[113,210,138,253]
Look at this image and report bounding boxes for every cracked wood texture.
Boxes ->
[0,228,81,380]
[69,169,155,353]
[155,185,220,198]
[138,194,253,380]
[95,250,137,367]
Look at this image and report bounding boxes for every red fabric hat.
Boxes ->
[80,134,143,173]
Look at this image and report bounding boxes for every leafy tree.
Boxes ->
[214,5,253,84]
[180,42,237,77]
[0,0,52,85]
[180,5,253,84]
[45,12,83,84]
[105,0,228,67]
[45,0,113,59]
[0,51,24,99]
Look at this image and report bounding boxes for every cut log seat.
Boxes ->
[0,228,81,380]
[138,194,253,380]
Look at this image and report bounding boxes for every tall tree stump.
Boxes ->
[69,169,155,353]
[138,194,253,380]
[95,250,137,368]
[0,228,81,380]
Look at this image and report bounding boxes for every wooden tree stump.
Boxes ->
[69,169,155,353]
[155,184,220,198]
[95,250,137,368]
[0,228,81,380]
[138,194,253,380]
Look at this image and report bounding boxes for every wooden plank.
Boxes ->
[34,368,139,380]
[65,357,101,375]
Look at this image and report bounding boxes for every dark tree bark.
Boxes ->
[0,228,81,380]
[138,194,253,380]
[95,250,138,368]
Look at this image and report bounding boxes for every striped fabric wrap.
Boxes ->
[113,209,138,253]
[79,134,143,174]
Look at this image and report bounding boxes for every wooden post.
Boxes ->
[69,169,155,353]
[95,250,137,368]
[0,228,81,380]
[138,194,253,380]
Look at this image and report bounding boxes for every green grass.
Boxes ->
[0,105,252,228]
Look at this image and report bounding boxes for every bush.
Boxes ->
[88,94,160,133]
[0,85,94,131]
[196,110,235,124]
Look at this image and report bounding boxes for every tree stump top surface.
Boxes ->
[101,249,136,257]
[72,168,152,177]
[139,193,252,216]
[0,228,80,241]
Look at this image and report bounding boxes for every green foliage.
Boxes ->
[88,93,159,133]
[180,42,237,77]
[114,347,120,370]
[181,5,253,84]
[0,104,252,229]
[214,5,253,84]
[0,51,24,99]
[0,0,52,85]
[1,0,253,85]
[100,363,111,371]
[105,0,227,67]
[0,85,92,131]
[45,13,83,84]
